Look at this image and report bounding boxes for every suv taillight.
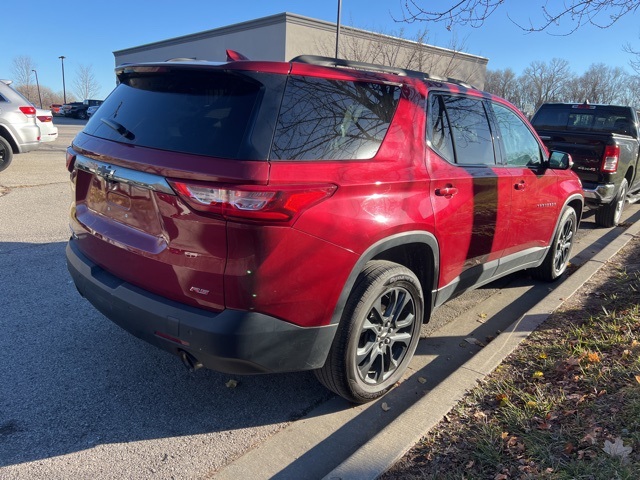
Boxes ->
[601,145,619,173]
[66,148,77,173]
[19,106,36,116]
[169,181,337,223]
[37,115,52,122]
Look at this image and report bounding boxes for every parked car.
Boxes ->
[50,104,63,116]
[86,105,100,118]
[66,53,583,403]
[0,79,41,172]
[36,109,58,143]
[63,99,103,119]
[531,102,640,227]
[61,102,83,118]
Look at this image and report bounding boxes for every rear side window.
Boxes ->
[83,69,287,159]
[427,95,455,163]
[0,83,32,105]
[271,77,401,160]
[427,94,496,165]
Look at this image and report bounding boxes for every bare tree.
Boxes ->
[521,58,573,110]
[315,26,485,86]
[623,42,640,75]
[400,1,640,34]
[11,55,37,103]
[618,74,640,106]
[566,63,629,104]
[14,85,71,109]
[73,64,101,100]
[484,68,517,99]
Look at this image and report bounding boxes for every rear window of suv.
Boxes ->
[84,67,401,161]
[83,69,287,160]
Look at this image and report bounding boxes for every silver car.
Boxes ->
[0,79,41,172]
[86,105,100,118]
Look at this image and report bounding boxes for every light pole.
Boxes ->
[31,69,43,108]
[58,56,67,104]
[335,0,342,60]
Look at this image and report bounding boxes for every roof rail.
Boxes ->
[290,55,475,89]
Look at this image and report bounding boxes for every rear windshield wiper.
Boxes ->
[101,118,135,141]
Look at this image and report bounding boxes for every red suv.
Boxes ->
[66,54,583,403]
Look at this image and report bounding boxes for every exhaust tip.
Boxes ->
[179,350,203,372]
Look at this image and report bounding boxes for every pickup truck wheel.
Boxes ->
[315,261,423,403]
[0,136,13,173]
[77,111,87,120]
[531,206,577,282]
[595,179,628,228]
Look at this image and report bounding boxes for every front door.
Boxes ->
[426,94,512,304]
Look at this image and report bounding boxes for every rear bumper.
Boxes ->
[12,124,41,153]
[582,182,616,205]
[66,239,337,374]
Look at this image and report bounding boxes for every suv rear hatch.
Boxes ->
[68,63,288,311]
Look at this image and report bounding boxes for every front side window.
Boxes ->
[427,94,495,166]
[271,77,401,160]
[492,103,542,167]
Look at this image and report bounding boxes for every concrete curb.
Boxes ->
[323,218,640,480]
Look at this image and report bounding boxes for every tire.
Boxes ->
[77,111,87,120]
[0,136,13,173]
[531,207,577,282]
[315,261,423,403]
[595,179,628,228]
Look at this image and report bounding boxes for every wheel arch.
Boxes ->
[0,125,19,153]
[565,193,584,226]
[529,193,583,273]
[624,164,634,185]
[330,231,439,326]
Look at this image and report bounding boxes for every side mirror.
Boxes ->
[548,150,573,170]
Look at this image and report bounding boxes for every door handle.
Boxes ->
[435,186,458,197]
[514,181,526,191]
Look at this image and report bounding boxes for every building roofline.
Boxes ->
[285,14,488,64]
[113,12,487,65]
[113,12,291,55]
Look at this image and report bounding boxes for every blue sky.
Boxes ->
[2,0,639,101]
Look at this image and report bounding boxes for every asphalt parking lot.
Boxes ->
[1,122,638,479]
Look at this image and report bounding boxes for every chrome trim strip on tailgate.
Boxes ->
[74,154,175,195]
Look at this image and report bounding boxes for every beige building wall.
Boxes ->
[114,15,287,65]
[114,13,487,88]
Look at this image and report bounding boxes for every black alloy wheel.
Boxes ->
[595,179,628,228]
[0,136,13,173]
[315,261,423,403]
[531,206,577,281]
